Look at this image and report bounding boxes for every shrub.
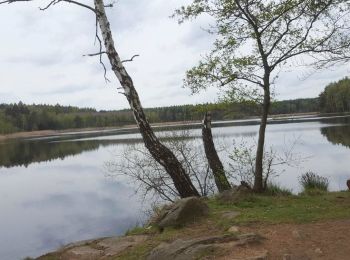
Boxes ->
[265,183,292,196]
[299,171,329,192]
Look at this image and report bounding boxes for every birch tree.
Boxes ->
[1,0,200,198]
[175,0,350,192]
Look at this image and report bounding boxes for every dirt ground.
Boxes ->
[219,219,350,260]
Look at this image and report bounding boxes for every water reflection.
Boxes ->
[321,125,350,148]
[0,151,144,260]
[0,138,141,168]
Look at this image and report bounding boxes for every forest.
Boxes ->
[319,77,350,113]
[0,97,318,135]
[1,78,349,135]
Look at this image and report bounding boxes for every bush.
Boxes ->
[299,171,329,192]
[265,183,292,196]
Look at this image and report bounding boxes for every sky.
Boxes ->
[0,0,349,111]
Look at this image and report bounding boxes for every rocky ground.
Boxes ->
[37,191,350,260]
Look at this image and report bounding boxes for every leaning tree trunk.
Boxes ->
[94,0,199,198]
[202,112,231,192]
[254,78,271,193]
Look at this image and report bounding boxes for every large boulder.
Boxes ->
[152,197,209,229]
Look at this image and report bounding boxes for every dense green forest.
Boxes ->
[0,98,321,134]
[319,77,350,113]
[4,76,350,135]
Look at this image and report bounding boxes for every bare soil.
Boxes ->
[219,219,350,260]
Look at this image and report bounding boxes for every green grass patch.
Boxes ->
[264,183,293,196]
[299,171,329,192]
[124,226,158,236]
[208,191,350,227]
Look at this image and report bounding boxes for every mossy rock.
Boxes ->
[153,197,209,229]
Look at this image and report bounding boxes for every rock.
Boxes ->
[315,248,323,255]
[97,235,148,256]
[347,179,350,190]
[292,229,302,239]
[235,233,264,246]
[154,197,209,229]
[222,211,240,219]
[64,246,102,259]
[217,185,252,203]
[283,254,292,260]
[282,254,311,260]
[247,250,268,260]
[228,226,240,233]
[147,233,263,260]
[38,235,149,260]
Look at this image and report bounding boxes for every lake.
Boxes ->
[0,115,350,259]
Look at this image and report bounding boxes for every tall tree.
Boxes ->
[1,0,200,198]
[175,0,350,192]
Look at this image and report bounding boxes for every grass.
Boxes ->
[118,191,350,259]
[208,191,350,228]
[299,171,329,192]
[38,191,350,260]
[264,183,293,196]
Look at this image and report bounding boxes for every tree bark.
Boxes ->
[254,74,271,192]
[94,0,199,198]
[202,112,231,192]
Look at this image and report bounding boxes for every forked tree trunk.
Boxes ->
[202,112,231,192]
[94,0,199,198]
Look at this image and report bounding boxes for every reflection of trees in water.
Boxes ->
[321,125,350,149]
[0,139,139,168]
[319,115,350,125]
[0,134,197,168]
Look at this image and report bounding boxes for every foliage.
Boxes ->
[299,171,329,192]
[0,102,134,134]
[175,0,350,99]
[0,98,321,135]
[319,77,350,113]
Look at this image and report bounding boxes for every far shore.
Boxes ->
[0,120,201,142]
[1,111,348,142]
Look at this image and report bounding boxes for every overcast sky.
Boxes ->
[0,0,349,111]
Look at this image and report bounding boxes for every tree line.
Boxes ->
[0,98,320,135]
[319,77,350,113]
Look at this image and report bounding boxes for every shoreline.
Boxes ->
[1,111,349,142]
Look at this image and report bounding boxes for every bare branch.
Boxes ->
[83,51,107,57]
[0,0,97,13]
[121,54,140,63]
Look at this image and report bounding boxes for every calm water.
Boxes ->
[0,116,350,259]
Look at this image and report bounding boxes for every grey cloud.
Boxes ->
[0,1,349,109]
[31,84,94,96]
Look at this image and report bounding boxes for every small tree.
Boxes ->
[1,0,200,198]
[175,0,350,192]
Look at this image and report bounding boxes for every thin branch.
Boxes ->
[121,54,140,63]
[59,0,96,13]
[83,51,107,57]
